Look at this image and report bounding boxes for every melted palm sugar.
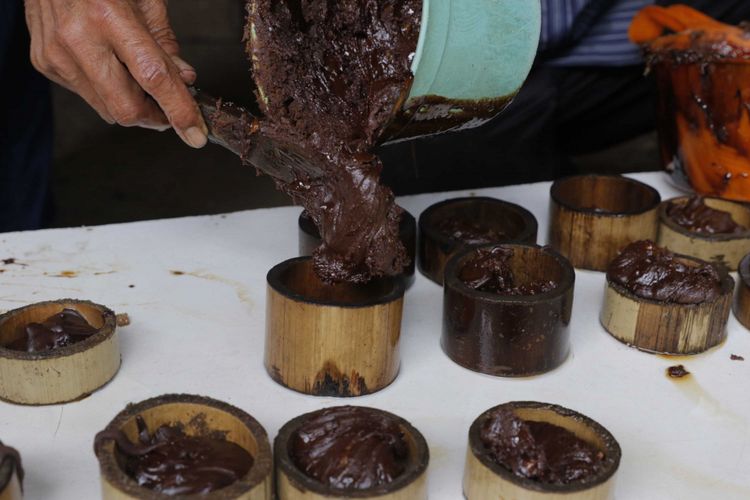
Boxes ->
[0,442,23,487]
[247,0,422,283]
[95,416,253,496]
[437,217,508,245]
[459,246,557,295]
[4,308,99,353]
[289,406,409,490]
[666,196,745,234]
[480,408,606,485]
[607,240,723,304]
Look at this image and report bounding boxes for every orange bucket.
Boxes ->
[652,56,750,201]
[630,6,750,201]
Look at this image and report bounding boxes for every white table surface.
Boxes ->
[1,172,749,500]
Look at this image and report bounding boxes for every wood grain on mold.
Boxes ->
[95,395,273,500]
[265,258,403,397]
[418,197,538,286]
[464,402,620,500]
[0,300,119,405]
[657,196,750,271]
[601,269,734,355]
[733,253,750,330]
[274,407,429,500]
[548,175,661,271]
[442,245,574,377]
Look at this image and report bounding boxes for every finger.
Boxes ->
[44,65,117,125]
[51,1,171,130]
[26,0,51,76]
[26,2,114,124]
[137,0,179,55]
[23,0,42,34]
[64,36,169,130]
[170,55,197,85]
[96,54,172,130]
[106,4,207,147]
[137,0,197,84]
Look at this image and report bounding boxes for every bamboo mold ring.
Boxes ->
[418,197,538,285]
[442,244,575,377]
[464,402,621,500]
[732,253,750,330]
[275,406,429,500]
[94,394,273,500]
[265,257,405,397]
[0,299,120,405]
[601,257,734,355]
[657,196,750,271]
[548,175,661,271]
[298,209,418,288]
[0,442,22,500]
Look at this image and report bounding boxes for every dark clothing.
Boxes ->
[379,0,750,195]
[0,1,52,232]
[379,65,654,193]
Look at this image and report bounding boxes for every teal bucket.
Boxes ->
[379,0,541,142]
[247,0,542,142]
[410,0,541,101]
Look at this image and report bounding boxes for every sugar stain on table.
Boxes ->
[665,366,745,428]
[168,270,254,310]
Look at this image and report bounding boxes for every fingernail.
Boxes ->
[183,126,207,148]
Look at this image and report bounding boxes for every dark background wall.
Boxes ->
[48,0,660,228]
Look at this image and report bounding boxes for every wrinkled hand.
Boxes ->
[24,0,208,148]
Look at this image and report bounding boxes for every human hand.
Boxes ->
[24,0,208,148]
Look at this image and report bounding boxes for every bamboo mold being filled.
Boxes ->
[418,197,538,285]
[93,394,273,500]
[0,441,22,500]
[464,402,621,500]
[265,257,405,397]
[733,253,750,330]
[299,209,418,288]
[442,244,575,377]
[657,196,750,271]
[274,406,429,500]
[548,175,661,271]
[601,243,734,355]
[0,299,120,405]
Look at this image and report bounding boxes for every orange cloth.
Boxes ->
[629,5,725,43]
[629,5,750,61]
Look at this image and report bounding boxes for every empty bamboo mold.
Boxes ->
[265,257,405,397]
[733,253,750,330]
[601,254,734,355]
[418,197,538,285]
[548,175,661,271]
[298,209,418,287]
[442,244,575,377]
[93,394,273,500]
[464,402,621,500]
[0,442,22,500]
[658,196,750,271]
[0,299,119,405]
[275,406,429,500]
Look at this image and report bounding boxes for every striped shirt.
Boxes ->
[540,0,653,66]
